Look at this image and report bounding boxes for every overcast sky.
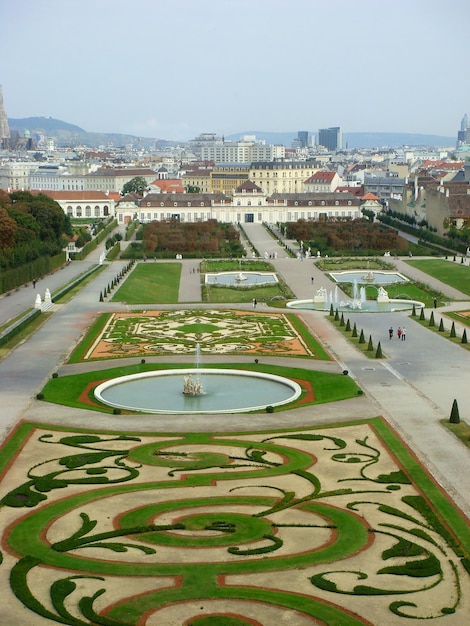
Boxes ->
[1,0,469,141]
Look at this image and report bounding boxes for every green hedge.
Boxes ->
[70,219,117,260]
[0,252,66,295]
[0,309,41,347]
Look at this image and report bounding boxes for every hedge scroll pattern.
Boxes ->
[0,420,468,625]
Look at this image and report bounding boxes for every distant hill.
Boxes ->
[226,131,456,149]
[7,117,164,149]
[7,117,456,149]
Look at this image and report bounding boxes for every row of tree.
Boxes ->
[0,191,72,270]
[285,218,402,254]
[124,219,245,258]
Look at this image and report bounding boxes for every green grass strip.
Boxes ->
[405,259,470,297]
[111,262,181,303]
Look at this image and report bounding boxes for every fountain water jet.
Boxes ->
[183,343,204,396]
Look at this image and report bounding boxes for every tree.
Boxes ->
[121,176,148,196]
[449,399,460,424]
[0,206,17,249]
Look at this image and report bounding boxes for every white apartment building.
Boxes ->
[27,166,158,193]
[200,141,285,162]
[0,161,37,190]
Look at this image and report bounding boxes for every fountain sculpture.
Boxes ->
[183,343,204,396]
[182,375,204,396]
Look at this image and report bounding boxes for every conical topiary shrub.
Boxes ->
[99,291,103,302]
[334,309,339,321]
[412,304,416,317]
[449,399,460,424]
[352,322,358,337]
[359,329,365,344]
[438,318,444,332]
[450,321,456,338]
[462,329,468,344]
[345,319,351,332]
[375,341,383,358]
[340,313,345,327]
[330,303,334,316]
[429,311,435,327]
[419,308,425,321]
[367,335,374,351]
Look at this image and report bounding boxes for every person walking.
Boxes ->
[397,327,402,340]
[389,326,393,340]
[253,298,257,309]
[401,327,406,341]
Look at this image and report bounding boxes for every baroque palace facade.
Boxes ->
[115,180,374,226]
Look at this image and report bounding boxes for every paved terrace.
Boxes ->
[0,224,468,520]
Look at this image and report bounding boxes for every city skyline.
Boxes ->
[1,0,469,142]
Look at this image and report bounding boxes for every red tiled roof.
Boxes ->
[306,171,337,183]
[152,180,185,193]
[361,192,381,201]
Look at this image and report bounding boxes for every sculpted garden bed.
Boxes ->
[0,418,468,625]
[69,309,330,362]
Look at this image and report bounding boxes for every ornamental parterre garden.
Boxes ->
[1,419,469,626]
[1,263,469,625]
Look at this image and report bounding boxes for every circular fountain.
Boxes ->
[287,279,424,313]
[95,369,301,414]
[94,344,302,414]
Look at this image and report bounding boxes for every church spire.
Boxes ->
[0,85,11,148]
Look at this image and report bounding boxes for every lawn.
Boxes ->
[202,283,293,303]
[40,362,360,412]
[111,262,181,303]
[405,259,470,297]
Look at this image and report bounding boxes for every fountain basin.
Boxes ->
[287,299,424,313]
[329,270,409,285]
[205,271,278,286]
[95,369,302,414]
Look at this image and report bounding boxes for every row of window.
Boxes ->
[144,199,354,208]
[66,205,110,217]
[118,209,360,223]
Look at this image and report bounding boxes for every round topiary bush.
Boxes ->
[266,405,274,413]
[52,372,59,378]
[113,407,122,415]
[141,359,146,364]
[36,393,44,400]
[343,370,349,375]
[357,389,364,395]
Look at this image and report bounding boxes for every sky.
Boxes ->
[1,0,469,142]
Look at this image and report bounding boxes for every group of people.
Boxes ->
[389,326,406,341]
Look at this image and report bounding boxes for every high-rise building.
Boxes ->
[318,127,342,151]
[457,113,470,147]
[297,131,309,148]
[0,85,10,148]
[461,114,468,131]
